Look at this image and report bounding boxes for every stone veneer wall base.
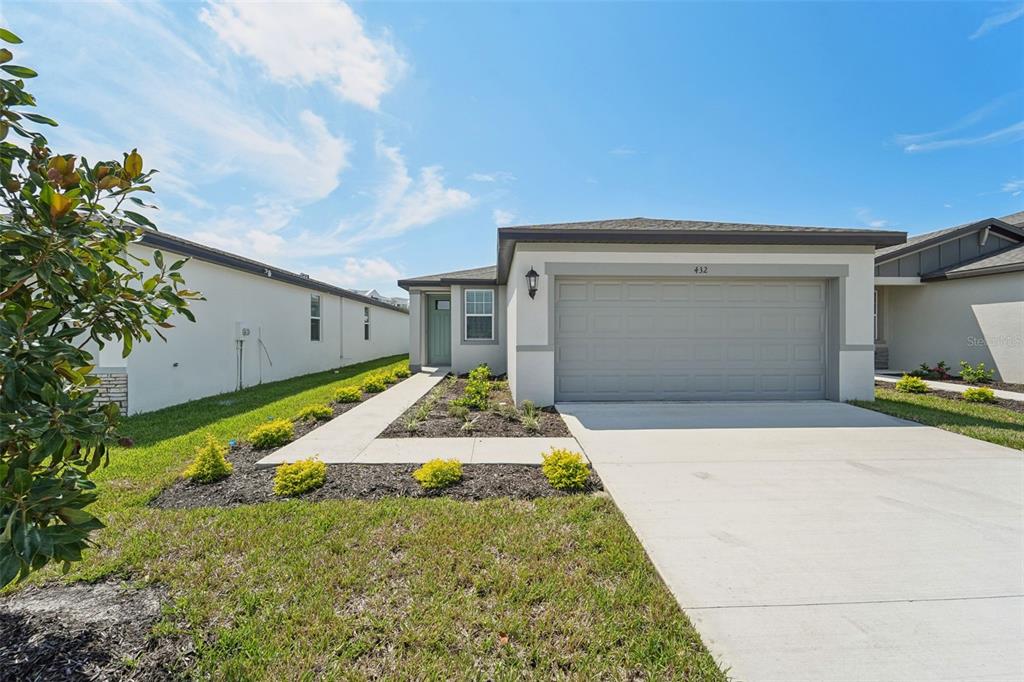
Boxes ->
[94,368,128,413]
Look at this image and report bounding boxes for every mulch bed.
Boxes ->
[379,376,571,438]
[875,381,1024,414]
[151,445,602,509]
[0,581,191,681]
[938,377,1024,394]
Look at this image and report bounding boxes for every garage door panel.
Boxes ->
[554,277,827,401]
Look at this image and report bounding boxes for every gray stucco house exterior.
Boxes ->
[399,218,905,405]
[873,211,1024,383]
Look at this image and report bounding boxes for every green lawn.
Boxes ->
[853,387,1024,451]
[12,355,723,680]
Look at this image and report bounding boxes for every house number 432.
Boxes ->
[693,265,709,274]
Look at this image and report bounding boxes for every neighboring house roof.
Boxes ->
[496,217,906,282]
[398,265,498,290]
[875,217,1024,263]
[1000,210,1024,227]
[921,243,1024,281]
[140,230,408,313]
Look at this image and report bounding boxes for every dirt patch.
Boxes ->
[939,377,1024,394]
[151,443,601,508]
[875,381,1024,414]
[0,581,191,681]
[379,376,571,438]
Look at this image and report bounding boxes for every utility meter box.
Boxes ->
[234,322,253,341]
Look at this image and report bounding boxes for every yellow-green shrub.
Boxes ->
[182,434,233,483]
[541,448,590,491]
[380,371,398,385]
[333,386,362,403]
[894,374,929,394]
[962,386,996,403]
[361,375,388,393]
[247,418,295,449]
[296,403,333,422]
[273,458,327,496]
[412,458,463,489]
[393,365,412,379]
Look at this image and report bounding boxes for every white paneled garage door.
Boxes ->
[554,278,827,401]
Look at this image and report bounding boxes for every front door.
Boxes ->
[426,295,451,366]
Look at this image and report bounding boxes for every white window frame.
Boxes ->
[363,306,370,341]
[464,288,495,341]
[310,294,322,342]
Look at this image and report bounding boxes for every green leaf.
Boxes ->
[2,64,37,78]
[0,28,23,44]
[22,112,58,127]
[122,210,155,228]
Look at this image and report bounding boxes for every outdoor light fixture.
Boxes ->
[526,267,539,299]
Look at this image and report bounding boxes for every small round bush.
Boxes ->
[273,458,327,496]
[361,375,388,393]
[962,386,996,403]
[413,458,463,489]
[333,386,362,403]
[894,374,930,394]
[296,404,333,422]
[541,448,590,491]
[182,434,233,483]
[393,366,412,379]
[247,418,295,449]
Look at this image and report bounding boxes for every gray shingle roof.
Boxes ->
[503,217,900,235]
[1000,210,1024,227]
[921,243,1024,280]
[397,265,497,289]
[875,217,1024,262]
[875,222,974,259]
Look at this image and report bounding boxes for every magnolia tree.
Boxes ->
[0,28,201,587]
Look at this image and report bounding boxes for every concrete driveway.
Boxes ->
[557,401,1024,682]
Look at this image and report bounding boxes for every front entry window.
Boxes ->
[464,289,494,340]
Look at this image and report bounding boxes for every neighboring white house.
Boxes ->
[355,288,409,309]
[874,211,1024,383]
[92,231,409,415]
[399,218,905,405]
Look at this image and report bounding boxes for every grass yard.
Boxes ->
[8,355,723,680]
[853,387,1024,451]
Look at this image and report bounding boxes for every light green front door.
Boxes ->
[426,295,451,366]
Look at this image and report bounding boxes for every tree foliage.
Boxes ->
[0,28,201,587]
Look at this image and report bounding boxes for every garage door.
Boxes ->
[554,278,827,401]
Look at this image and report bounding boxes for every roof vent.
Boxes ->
[299,273,310,279]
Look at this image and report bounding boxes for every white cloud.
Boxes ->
[493,209,516,226]
[200,0,406,110]
[856,208,891,229]
[1002,178,1024,197]
[902,120,1024,153]
[609,146,637,156]
[970,3,1024,40]
[308,257,402,289]
[894,94,1024,154]
[468,171,516,182]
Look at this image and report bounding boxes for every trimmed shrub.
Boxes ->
[333,386,362,403]
[273,458,327,496]
[453,363,491,410]
[296,404,333,422]
[959,361,995,384]
[962,386,996,403]
[448,403,470,420]
[380,371,398,385]
[541,448,590,491]
[894,374,930,394]
[361,375,388,393]
[413,458,463,489]
[182,435,233,483]
[914,361,951,380]
[247,418,295,449]
[393,365,412,379]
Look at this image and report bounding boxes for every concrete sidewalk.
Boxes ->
[256,367,448,467]
[353,437,581,463]
[876,374,1024,402]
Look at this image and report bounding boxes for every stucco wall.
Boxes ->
[506,243,877,405]
[885,272,1024,382]
[450,284,507,375]
[117,243,408,414]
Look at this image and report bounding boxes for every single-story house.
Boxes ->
[356,288,410,309]
[399,218,905,405]
[874,211,1024,382]
[91,231,409,414]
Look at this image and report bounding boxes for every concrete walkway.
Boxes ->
[353,437,581,463]
[256,368,449,467]
[876,374,1024,402]
[558,401,1024,682]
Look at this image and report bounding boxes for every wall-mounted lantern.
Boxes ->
[526,267,539,299]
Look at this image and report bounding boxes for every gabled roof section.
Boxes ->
[398,265,497,290]
[1000,210,1024,227]
[139,230,408,313]
[875,217,1024,263]
[497,217,906,282]
[921,243,1024,281]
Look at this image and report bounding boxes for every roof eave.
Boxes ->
[875,218,1024,265]
[921,262,1024,281]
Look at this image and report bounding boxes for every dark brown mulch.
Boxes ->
[875,381,1024,414]
[379,376,571,438]
[939,377,1024,394]
[0,581,192,681]
[151,444,602,509]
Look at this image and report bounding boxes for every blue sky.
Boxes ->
[3,1,1023,295]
